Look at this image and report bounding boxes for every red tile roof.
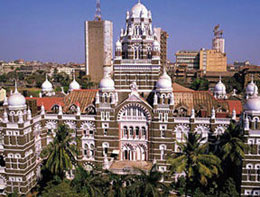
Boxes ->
[226,100,243,115]
[26,97,64,112]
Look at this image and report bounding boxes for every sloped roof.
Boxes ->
[26,89,98,113]
[172,83,194,92]
[26,97,64,112]
[63,89,98,112]
[226,100,243,115]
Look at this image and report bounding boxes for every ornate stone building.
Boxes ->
[0,1,245,196]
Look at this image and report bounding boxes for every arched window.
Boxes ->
[135,127,140,138]
[129,127,133,138]
[159,145,167,160]
[247,164,253,181]
[123,126,128,138]
[256,165,260,182]
[142,127,146,138]
[51,105,59,114]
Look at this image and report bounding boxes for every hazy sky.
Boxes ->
[0,0,259,65]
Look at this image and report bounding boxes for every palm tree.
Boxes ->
[104,172,132,197]
[71,166,104,197]
[168,132,221,196]
[216,120,247,192]
[217,120,246,166]
[41,124,77,179]
[128,164,169,197]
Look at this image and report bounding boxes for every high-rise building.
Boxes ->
[175,50,200,70]
[84,0,113,83]
[199,48,227,73]
[212,24,225,54]
[154,28,169,67]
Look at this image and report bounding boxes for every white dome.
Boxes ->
[69,79,80,91]
[99,68,115,91]
[131,2,149,18]
[244,96,260,111]
[246,80,258,96]
[214,79,226,94]
[156,69,172,92]
[8,87,26,109]
[42,77,53,92]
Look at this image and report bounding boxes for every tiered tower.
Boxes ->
[113,1,161,91]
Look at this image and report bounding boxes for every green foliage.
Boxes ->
[71,166,104,197]
[190,78,209,90]
[79,75,96,89]
[41,124,77,179]
[168,132,221,196]
[41,179,81,197]
[223,73,243,93]
[128,165,169,197]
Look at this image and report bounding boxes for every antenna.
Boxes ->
[94,0,102,21]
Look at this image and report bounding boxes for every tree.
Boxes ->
[104,172,131,197]
[80,75,96,89]
[168,132,221,196]
[215,121,247,192]
[128,164,169,197]
[190,78,209,91]
[41,124,77,179]
[41,180,81,197]
[71,166,104,197]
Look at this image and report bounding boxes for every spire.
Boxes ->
[94,0,102,21]
[14,80,18,93]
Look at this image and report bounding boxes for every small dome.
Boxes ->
[8,84,26,109]
[246,80,258,96]
[244,96,260,111]
[99,68,115,91]
[156,69,172,92]
[131,2,149,18]
[42,76,53,92]
[69,79,80,91]
[214,78,226,95]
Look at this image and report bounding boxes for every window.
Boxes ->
[123,126,128,138]
[101,112,105,121]
[142,127,146,138]
[164,113,168,122]
[129,127,133,137]
[159,113,163,122]
[160,125,167,138]
[135,127,140,138]
[102,123,109,136]
[106,112,110,121]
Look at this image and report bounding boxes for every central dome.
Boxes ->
[131,2,149,18]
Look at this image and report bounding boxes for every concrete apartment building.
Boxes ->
[175,50,200,70]
[84,0,113,84]
[199,48,227,73]
[154,28,169,67]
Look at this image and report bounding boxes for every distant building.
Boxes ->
[175,50,200,70]
[154,28,169,67]
[199,49,227,73]
[84,0,113,83]
[212,24,225,54]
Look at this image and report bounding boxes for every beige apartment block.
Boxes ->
[199,49,227,73]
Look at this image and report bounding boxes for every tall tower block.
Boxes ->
[84,0,113,84]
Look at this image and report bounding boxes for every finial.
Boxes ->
[73,69,76,80]
[14,80,18,93]
[219,76,222,82]
[45,73,48,81]
[251,74,254,83]
[138,0,141,3]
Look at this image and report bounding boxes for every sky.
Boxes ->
[0,0,259,65]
